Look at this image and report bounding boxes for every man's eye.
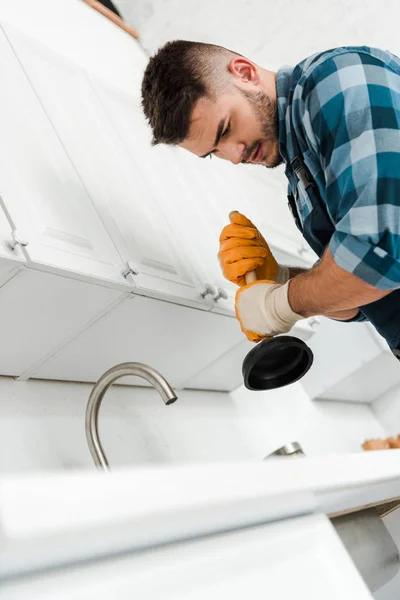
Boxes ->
[222,123,231,137]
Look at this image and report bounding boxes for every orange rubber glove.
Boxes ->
[218,212,289,287]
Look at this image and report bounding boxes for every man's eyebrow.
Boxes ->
[200,118,225,158]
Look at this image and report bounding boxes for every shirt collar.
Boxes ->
[276,65,295,165]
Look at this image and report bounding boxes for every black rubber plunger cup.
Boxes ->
[242,271,314,391]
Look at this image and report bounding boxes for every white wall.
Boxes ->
[0,375,387,474]
[373,387,400,436]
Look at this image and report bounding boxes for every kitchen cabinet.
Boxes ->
[0,11,321,391]
[182,319,318,391]
[148,147,239,314]
[0,259,23,289]
[0,205,26,286]
[0,26,128,288]
[1,21,319,316]
[27,291,318,392]
[0,268,125,378]
[182,337,254,392]
[4,25,207,309]
[300,317,400,403]
[0,514,373,600]
[88,72,224,310]
[29,294,250,390]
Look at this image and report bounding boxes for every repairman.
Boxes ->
[141,41,400,356]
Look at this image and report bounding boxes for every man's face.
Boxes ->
[180,68,282,169]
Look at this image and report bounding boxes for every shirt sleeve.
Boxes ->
[301,50,400,290]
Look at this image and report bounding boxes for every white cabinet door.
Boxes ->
[301,317,400,403]
[31,294,247,390]
[87,75,232,312]
[87,74,207,307]
[0,26,127,287]
[5,26,207,308]
[0,268,125,378]
[0,196,26,284]
[148,147,239,314]
[0,514,373,600]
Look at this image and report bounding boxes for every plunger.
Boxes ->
[241,270,314,391]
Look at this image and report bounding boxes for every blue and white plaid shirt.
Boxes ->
[277,46,400,291]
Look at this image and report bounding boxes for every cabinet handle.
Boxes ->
[6,230,28,251]
[213,288,228,302]
[201,284,216,298]
[121,260,139,278]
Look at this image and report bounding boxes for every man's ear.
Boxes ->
[228,57,260,85]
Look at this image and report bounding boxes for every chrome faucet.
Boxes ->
[85,362,177,471]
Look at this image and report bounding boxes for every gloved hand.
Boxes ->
[218,212,290,287]
[235,280,304,342]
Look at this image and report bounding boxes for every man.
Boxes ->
[141,40,400,356]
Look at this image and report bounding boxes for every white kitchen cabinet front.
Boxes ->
[0,268,125,379]
[90,68,279,316]
[141,146,239,314]
[30,294,248,391]
[300,316,400,403]
[4,26,207,309]
[0,198,26,286]
[0,512,373,600]
[87,73,212,308]
[0,26,127,288]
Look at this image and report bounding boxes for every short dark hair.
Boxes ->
[141,40,236,146]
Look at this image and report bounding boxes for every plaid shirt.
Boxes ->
[277,46,400,291]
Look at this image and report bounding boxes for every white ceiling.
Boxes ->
[115,0,400,70]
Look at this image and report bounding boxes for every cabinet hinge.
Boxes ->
[6,229,28,251]
[121,260,139,278]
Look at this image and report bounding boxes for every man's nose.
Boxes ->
[218,140,245,165]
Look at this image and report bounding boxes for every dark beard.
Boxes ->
[239,89,282,168]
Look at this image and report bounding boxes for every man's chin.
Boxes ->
[265,155,283,169]
[250,154,283,169]
[263,147,283,168]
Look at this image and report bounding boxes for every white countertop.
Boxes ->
[1,451,400,578]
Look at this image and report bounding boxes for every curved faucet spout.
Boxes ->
[85,363,177,471]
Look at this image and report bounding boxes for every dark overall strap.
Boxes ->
[287,102,334,233]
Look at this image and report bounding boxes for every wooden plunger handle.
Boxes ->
[245,271,257,284]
